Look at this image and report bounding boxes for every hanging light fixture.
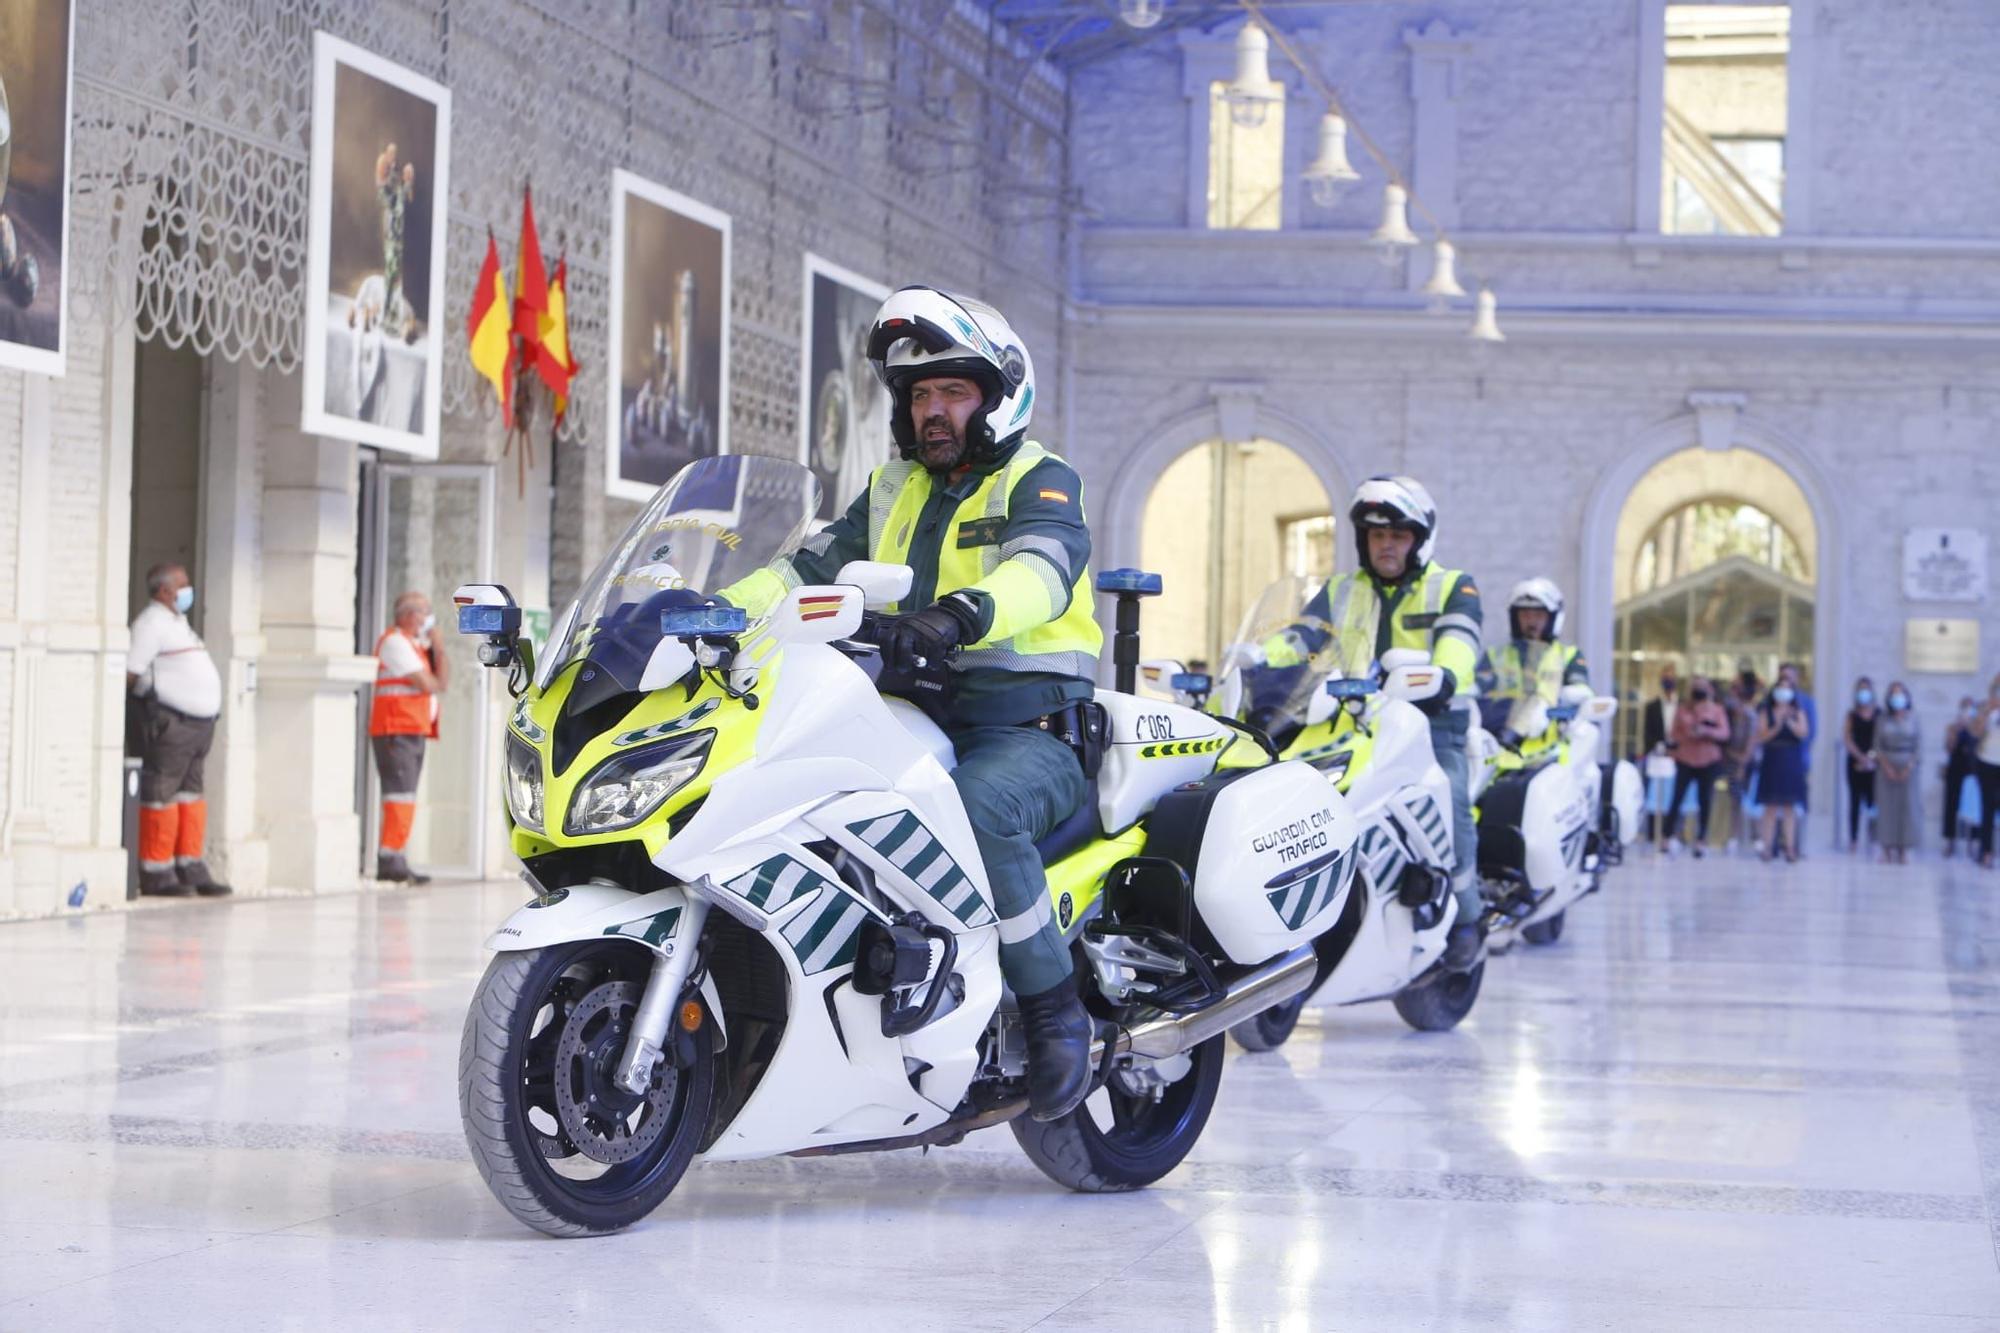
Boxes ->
[1371,182,1419,247]
[1302,112,1361,206]
[1422,239,1466,300]
[1224,22,1283,128]
[1118,0,1166,29]
[1470,286,1506,342]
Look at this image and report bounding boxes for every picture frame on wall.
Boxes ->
[606,169,731,503]
[0,0,76,377]
[301,31,452,456]
[799,254,890,521]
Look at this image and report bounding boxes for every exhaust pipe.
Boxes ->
[1101,944,1318,1062]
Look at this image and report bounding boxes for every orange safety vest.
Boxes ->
[369,628,438,738]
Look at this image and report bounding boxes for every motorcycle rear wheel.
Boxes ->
[1012,1034,1225,1192]
[1522,910,1566,945]
[1392,959,1484,1032]
[1228,993,1308,1052]
[459,941,716,1237]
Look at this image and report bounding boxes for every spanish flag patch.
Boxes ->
[1038,488,1070,504]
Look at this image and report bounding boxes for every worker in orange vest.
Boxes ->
[370,590,446,883]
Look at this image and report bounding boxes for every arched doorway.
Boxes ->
[1138,438,1334,671]
[1609,447,1818,759]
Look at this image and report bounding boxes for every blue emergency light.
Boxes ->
[1326,678,1378,700]
[663,605,748,638]
[458,604,521,636]
[1096,569,1163,596]
[1171,672,1212,695]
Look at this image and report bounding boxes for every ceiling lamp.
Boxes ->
[1224,22,1283,128]
[1371,182,1418,247]
[1118,0,1166,29]
[1421,239,1466,300]
[1470,286,1506,342]
[1302,112,1361,206]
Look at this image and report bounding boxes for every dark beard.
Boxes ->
[915,418,969,472]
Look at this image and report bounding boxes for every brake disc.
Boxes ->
[552,979,679,1165]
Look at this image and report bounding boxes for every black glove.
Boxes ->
[1413,668,1458,717]
[881,596,979,676]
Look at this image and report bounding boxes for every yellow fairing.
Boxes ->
[1045,824,1148,929]
[505,656,772,860]
[1280,710,1372,794]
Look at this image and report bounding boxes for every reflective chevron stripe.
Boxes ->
[723,855,823,914]
[847,811,997,928]
[1265,849,1353,930]
[779,884,872,974]
[1138,736,1229,760]
[601,906,682,948]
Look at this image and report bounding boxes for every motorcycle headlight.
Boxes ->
[565,732,714,837]
[505,733,545,833]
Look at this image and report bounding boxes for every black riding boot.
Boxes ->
[1441,921,1485,971]
[1019,975,1092,1122]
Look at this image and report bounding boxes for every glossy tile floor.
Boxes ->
[4,850,1999,1332]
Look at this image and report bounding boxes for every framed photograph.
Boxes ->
[301,32,451,456]
[0,0,75,377]
[799,254,890,520]
[607,169,731,503]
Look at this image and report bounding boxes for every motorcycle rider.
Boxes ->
[1249,477,1486,970]
[726,287,1099,1123]
[1477,577,1590,740]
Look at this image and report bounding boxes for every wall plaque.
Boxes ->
[1902,529,1987,603]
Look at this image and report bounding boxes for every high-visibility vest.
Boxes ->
[369,628,437,738]
[1274,564,1479,686]
[862,441,1101,680]
[1487,640,1578,705]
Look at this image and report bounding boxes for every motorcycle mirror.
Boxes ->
[835,561,914,610]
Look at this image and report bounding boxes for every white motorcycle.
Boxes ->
[454,457,1364,1236]
[1152,578,1483,1049]
[1471,690,1626,949]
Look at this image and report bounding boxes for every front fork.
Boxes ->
[613,896,712,1096]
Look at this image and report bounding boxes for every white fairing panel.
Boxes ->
[1192,762,1360,964]
[1096,690,1230,831]
[1610,759,1644,846]
[885,696,957,772]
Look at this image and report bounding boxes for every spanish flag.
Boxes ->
[466,229,511,416]
[542,256,579,418]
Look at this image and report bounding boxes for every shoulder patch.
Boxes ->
[1038,488,1070,504]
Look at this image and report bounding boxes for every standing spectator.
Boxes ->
[370,591,446,884]
[1755,678,1810,862]
[1842,676,1879,852]
[1871,682,1920,864]
[1642,666,1680,846]
[1722,672,1760,853]
[1976,674,2000,869]
[126,563,232,898]
[1665,676,1730,857]
[1777,661,1818,855]
[1943,696,1981,858]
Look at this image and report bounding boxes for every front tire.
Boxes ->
[1229,993,1307,1051]
[459,942,716,1237]
[1012,1035,1226,1192]
[1523,910,1566,945]
[1392,960,1484,1032]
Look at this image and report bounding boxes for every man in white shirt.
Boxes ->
[126,563,231,897]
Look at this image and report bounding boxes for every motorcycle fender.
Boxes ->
[484,881,726,1045]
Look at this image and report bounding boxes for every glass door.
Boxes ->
[359,462,497,880]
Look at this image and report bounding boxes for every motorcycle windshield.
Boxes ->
[1224,574,1375,728]
[538,456,822,690]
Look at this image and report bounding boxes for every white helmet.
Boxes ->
[1349,475,1438,571]
[865,286,1035,463]
[1508,576,1564,640]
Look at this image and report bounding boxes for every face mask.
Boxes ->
[173,586,195,615]
[1773,686,1795,704]
[1692,688,1710,701]
[1660,679,1678,695]
[420,614,436,637]
[1889,693,1909,711]
[1966,704,1979,718]
[1855,688,1874,706]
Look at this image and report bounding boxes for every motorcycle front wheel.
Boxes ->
[1392,959,1485,1032]
[1228,993,1308,1052]
[1012,1034,1226,1193]
[459,941,716,1237]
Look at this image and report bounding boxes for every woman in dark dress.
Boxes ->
[1756,681,1811,862]
[1842,677,1878,851]
[1944,696,1981,857]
